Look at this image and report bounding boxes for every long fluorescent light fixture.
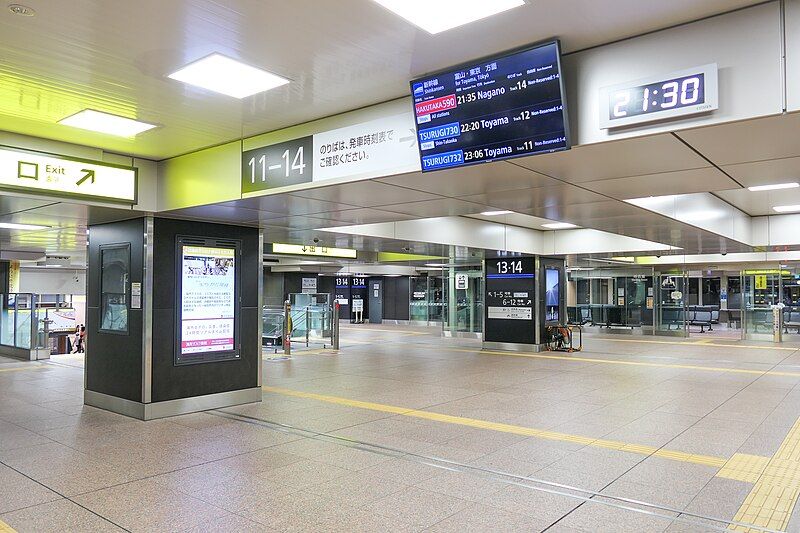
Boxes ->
[373,0,525,34]
[169,53,289,98]
[0,222,50,230]
[59,110,157,137]
[542,222,578,229]
[748,182,799,192]
[774,204,800,213]
[480,210,513,216]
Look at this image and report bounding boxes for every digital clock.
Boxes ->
[599,64,718,129]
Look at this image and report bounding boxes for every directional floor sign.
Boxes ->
[0,146,137,204]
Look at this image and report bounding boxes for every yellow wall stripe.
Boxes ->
[262,385,728,468]
[0,519,17,533]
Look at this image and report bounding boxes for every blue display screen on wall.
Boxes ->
[545,268,560,323]
[410,40,570,172]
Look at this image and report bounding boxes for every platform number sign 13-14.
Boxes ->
[241,136,313,194]
[496,260,523,274]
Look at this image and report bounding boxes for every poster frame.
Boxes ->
[174,236,241,366]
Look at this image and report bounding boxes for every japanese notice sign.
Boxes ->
[179,246,236,358]
[312,113,421,182]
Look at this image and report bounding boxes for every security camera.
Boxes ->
[721,252,727,256]
[313,237,320,244]
[656,255,661,258]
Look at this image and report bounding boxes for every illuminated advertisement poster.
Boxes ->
[545,268,560,323]
[180,246,236,357]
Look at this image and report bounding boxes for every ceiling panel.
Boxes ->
[297,208,415,226]
[292,181,441,207]
[678,113,800,166]
[377,162,556,197]
[376,198,490,218]
[163,204,263,223]
[0,0,764,159]
[715,188,800,217]
[221,195,360,215]
[720,157,800,188]
[511,134,710,183]
[461,185,608,213]
[581,167,740,199]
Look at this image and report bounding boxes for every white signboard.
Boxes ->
[0,146,137,203]
[455,273,468,290]
[352,299,364,311]
[312,113,421,182]
[488,306,533,320]
[180,246,236,355]
[301,277,317,294]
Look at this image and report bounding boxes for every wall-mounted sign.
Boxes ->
[0,145,137,203]
[485,256,536,344]
[410,40,569,172]
[313,113,420,182]
[242,136,312,194]
[271,243,357,259]
[755,275,768,290]
[599,64,718,129]
[301,277,317,294]
[334,276,350,307]
[455,273,468,290]
[242,114,421,196]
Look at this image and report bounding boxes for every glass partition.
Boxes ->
[742,272,780,340]
[442,268,484,336]
[409,275,444,325]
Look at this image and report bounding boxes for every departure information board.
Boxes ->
[410,41,569,172]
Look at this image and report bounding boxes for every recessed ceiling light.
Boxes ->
[774,205,800,213]
[0,222,50,230]
[168,53,289,99]
[373,0,525,34]
[58,109,157,137]
[748,182,800,192]
[480,210,513,216]
[542,222,578,229]
[424,263,448,267]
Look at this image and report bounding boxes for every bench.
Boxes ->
[688,309,713,332]
[784,309,800,333]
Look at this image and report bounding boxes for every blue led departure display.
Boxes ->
[410,41,569,172]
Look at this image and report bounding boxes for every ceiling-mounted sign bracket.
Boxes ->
[0,145,138,204]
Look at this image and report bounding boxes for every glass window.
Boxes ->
[100,244,129,334]
[702,278,721,307]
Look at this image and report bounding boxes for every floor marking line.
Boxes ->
[0,519,16,533]
[261,385,733,468]
[446,347,800,379]
[0,365,46,374]
[730,417,800,531]
[602,337,798,352]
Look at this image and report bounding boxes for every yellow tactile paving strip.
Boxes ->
[456,348,800,379]
[262,385,729,468]
[730,418,800,531]
[718,454,771,484]
[0,519,17,533]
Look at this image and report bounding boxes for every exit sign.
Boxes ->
[0,145,137,203]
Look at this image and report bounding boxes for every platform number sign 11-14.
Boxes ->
[241,136,314,194]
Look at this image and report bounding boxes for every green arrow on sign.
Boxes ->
[76,169,95,186]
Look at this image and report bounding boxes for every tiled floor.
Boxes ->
[3,326,800,531]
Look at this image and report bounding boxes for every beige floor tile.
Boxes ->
[0,499,124,533]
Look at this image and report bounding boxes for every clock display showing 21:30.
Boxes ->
[609,73,706,120]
